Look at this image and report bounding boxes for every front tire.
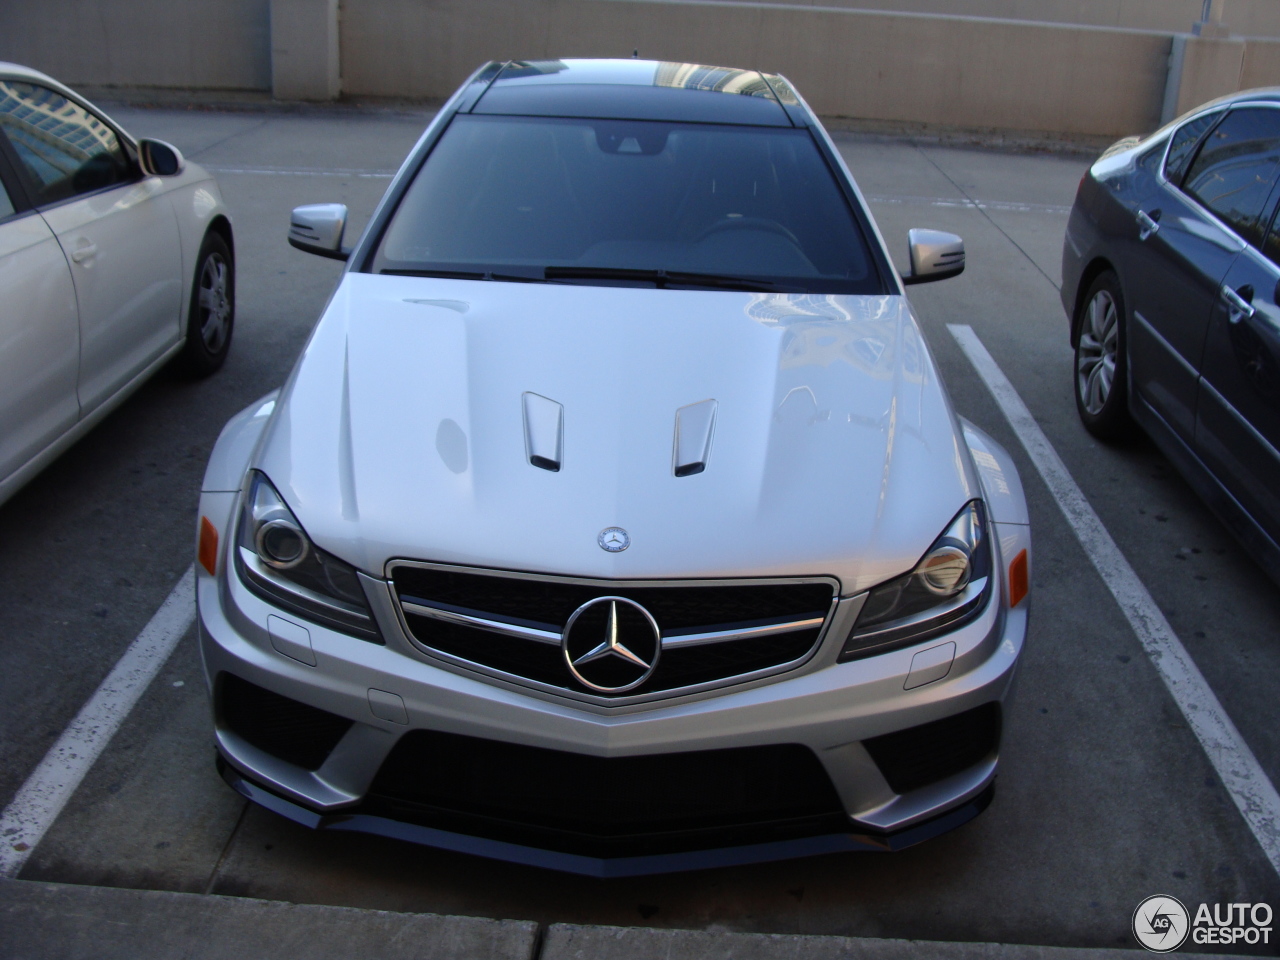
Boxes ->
[1074,271,1132,441]
[176,232,234,377]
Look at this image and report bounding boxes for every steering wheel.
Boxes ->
[694,216,801,247]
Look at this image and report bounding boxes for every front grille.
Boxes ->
[362,729,848,858]
[863,703,1001,795]
[218,673,352,771]
[390,564,834,699]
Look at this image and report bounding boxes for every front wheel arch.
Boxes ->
[1073,269,1134,441]
[1071,256,1118,348]
[174,230,235,378]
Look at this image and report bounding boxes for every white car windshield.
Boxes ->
[371,115,885,293]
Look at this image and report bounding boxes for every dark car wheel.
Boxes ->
[1074,271,1132,440]
[176,232,234,377]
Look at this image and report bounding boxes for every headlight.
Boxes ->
[839,500,991,662]
[234,471,382,642]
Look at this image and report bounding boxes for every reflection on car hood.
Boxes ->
[256,274,977,594]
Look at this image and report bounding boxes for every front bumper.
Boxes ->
[197,490,1030,876]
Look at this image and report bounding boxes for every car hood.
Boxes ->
[257,274,978,595]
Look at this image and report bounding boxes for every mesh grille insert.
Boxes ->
[363,729,847,857]
[219,673,352,771]
[863,702,1001,795]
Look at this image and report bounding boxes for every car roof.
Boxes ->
[470,59,796,126]
[0,61,137,147]
[0,61,63,86]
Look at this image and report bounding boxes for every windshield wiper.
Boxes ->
[380,267,546,283]
[543,267,796,292]
[382,265,799,291]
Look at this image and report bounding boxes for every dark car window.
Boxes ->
[1183,107,1280,248]
[0,174,13,220]
[0,80,132,206]
[1164,111,1222,185]
[372,114,884,293]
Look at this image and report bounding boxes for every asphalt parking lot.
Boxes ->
[3,102,1280,954]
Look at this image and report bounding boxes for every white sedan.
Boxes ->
[0,62,235,507]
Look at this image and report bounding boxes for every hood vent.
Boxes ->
[673,399,718,477]
[522,392,563,472]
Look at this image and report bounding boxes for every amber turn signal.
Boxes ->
[1008,548,1028,608]
[198,516,219,575]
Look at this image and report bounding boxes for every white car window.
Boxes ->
[0,80,132,206]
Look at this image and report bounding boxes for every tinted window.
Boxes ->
[1183,107,1280,247]
[0,176,12,220]
[0,81,132,205]
[373,115,883,293]
[1165,111,1222,184]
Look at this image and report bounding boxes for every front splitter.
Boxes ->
[219,757,993,878]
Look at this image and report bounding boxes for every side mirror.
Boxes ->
[288,203,349,261]
[137,139,184,177]
[902,228,964,285]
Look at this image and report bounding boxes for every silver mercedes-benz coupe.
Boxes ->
[196,59,1032,877]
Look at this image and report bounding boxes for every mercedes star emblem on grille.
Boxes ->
[562,596,661,693]
[597,526,630,552]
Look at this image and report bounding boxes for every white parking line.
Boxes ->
[865,195,1072,215]
[948,323,1280,877]
[0,567,196,878]
[201,165,394,178]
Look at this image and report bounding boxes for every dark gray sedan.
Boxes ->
[1063,89,1280,585]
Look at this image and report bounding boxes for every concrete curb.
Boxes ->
[0,879,538,960]
[0,879,1244,960]
[540,923,1218,959]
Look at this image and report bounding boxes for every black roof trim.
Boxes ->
[473,82,793,126]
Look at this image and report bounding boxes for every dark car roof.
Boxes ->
[470,59,795,126]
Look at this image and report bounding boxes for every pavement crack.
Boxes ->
[911,141,1061,292]
[202,799,250,896]
[529,921,548,960]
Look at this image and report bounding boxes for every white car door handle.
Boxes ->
[70,241,98,264]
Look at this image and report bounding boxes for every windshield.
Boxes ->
[371,115,885,293]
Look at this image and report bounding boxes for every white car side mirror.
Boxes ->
[137,138,184,177]
[288,203,350,261]
[902,228,965,285]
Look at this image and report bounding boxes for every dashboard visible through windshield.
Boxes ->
[370,114,886,293]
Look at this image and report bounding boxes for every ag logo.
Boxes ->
[1133,895,1190,953]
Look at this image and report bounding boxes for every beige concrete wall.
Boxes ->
[1172,36,1248,115]
[1240,37,1280,88]
[0,0,271,91]
[340,0,1173,136]
[733,0,1280,37]
[271,0,341,100]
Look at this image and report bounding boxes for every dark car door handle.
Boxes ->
[1137,208,1161,241]
[1222,283,1256,323]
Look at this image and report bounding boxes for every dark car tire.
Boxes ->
[176,231,234,378]
[1074,270,1133,441]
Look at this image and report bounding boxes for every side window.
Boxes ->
[1164,111,1222,184]
[0,80,132,206]
[1183,107,1280,248]
[0,176,13,221]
